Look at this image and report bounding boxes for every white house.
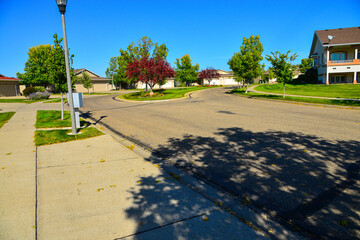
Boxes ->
[198,69,238,86]
[309,27,360,84]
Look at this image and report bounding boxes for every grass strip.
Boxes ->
[119,86,219,101]
[0,99,44,103]
[43,98,62,103]
[35,110,89,128]
[254,83,360,99]
[34,127,103,146]
[232,89,360,107]
[0,112,15,128]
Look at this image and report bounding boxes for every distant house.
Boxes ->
[0,74,22,97]
[198,70,238,86]
[309,26,360,84]
[74,68,112,93]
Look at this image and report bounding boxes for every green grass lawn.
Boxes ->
[254,84,360,99]
[35,110,89,128]
[119,86,219,101]
[232,88,360,107]
[34,127,103,146]
[0,112,15,128]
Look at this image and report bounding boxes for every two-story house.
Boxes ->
[309,27,360,84]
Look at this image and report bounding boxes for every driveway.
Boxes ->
[81,87,360,240]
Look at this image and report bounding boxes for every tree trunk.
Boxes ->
[88,88,90,94]
[283,83,286,98]
[245,82,249,93]
[61,92,64,120]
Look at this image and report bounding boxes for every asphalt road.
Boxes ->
[81,87,360,240]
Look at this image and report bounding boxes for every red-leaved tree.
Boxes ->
[126,57,175,92]
[198,67,220,85]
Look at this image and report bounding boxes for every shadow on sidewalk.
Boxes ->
[125,128,359,239]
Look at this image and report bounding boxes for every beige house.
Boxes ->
[74,68,112,93]
[0,74,22,97]
[309,26,360,84]
[198,70,238,86]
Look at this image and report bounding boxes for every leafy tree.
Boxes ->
[80,72,93,94]
[126,57,175,92]
[299,58,313,73]
[266,50,298,98]
[228,35,264,93]
[106,36,169,89]
[198,67,220,85]
[174,54,200,86]
[105,56,118,88]
[17,34,76,119]
[17,45,53,87]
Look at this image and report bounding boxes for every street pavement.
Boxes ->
[0,101,295,240]
[80,87,360,240]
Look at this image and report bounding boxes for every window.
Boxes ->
[330,75,345,83]
[330,52,346,61]
[313,58,318,67]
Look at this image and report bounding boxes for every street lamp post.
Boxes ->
[56,0,77,134]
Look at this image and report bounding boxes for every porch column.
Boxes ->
[326,71,329,85]
[354,71,358,84]
[355,48,358,59]
[326,48,330,65]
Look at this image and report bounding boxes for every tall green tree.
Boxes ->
[106,36,169,89]
[80,72,93,94]
[174,54,200,86]
[299,58,313,73]
[17,44,53,87]
[266,50,298,98]
[228,35,264,93]
[17,34,76,119]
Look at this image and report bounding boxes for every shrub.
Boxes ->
[292,68,318,84]
[27,91,51,100]
[22,87,36,97]
[34,86,45,92]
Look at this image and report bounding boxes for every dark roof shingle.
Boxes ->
[316,27,360,45]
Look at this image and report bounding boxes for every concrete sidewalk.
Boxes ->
[0,102,273,240]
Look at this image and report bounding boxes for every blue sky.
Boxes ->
[1,0,359,78]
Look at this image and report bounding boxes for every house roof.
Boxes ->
[74,68,110,82]
[309,26,360,57]
[74,68,101,77]
[0,74,22,82]
[315,27,360,46]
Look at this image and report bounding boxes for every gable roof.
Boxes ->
[315,27,360,46]
[74,68,101,77]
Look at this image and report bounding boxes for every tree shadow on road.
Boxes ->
[147,128,360,240]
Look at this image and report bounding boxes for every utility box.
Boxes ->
[72,93,83,108]
[67,92,83,108]
[67,92,83,128]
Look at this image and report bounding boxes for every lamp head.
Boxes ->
[56,0,67,14]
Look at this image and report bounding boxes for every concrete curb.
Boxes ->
[113,87,219,103]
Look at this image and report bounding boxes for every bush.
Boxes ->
[292,68,318,84]
[27,91,51,100]
[34,86,45,92]
[22,87,36,97]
